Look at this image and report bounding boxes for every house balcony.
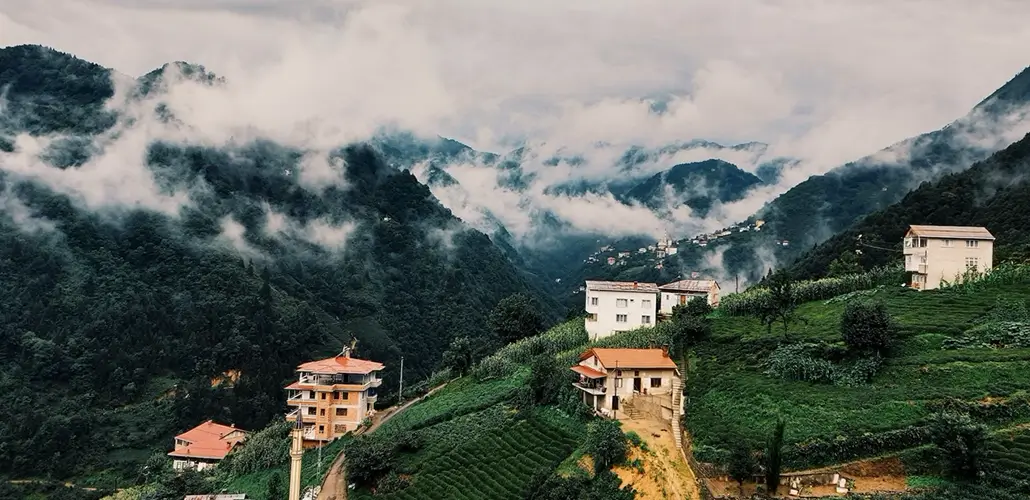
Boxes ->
[298,374,382,390]
[904,252,927,272]
[286,410,316,423]
[573,381,607,396]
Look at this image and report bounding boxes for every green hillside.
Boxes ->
[0,44,562,486]
[687,265,1030,498]
[787,131,1030,279]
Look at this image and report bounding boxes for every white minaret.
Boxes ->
[288,413,304,500]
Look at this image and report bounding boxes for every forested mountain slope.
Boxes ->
[755,65,1030,255]
[787,131,1030,278]
[0,44,559,481]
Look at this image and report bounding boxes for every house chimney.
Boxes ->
[661,345,669,358]
[633,281,638,288]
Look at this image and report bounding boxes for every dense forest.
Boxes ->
[787,131,1030,278]
[0,45,561,481]
[620,159,764,217]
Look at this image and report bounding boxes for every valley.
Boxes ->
[3,9,1030,499]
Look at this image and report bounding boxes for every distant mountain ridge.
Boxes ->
[619,159,764,217]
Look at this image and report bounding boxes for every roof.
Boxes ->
[297,355,384,374]
[571,364,608,379]
[907,225,995,241]
[579,348,678,370]
[659,279,719,292]
[168,420,247,461]
[585,280,659,293]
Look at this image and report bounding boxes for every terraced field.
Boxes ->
[352,413,581,500]
[375,373,527,435]
[688,281,1030,467]
[986,430,1030,484]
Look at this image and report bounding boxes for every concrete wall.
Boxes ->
[584,289,658,340]
[904,237,993,290]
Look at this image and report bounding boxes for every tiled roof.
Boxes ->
[168,420,247,461]
[585,280,659,293]
[579,348,678,370]
[297,355,384,374]
[659,279,719,292]
[571,364,607,379]
[907,225,995,240]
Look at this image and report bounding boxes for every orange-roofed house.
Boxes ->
[168,420,249,472]
[570,348,682,421]
[285,346,384,446]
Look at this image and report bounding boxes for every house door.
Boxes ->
[679,294,687,305]
[633,378,641,393]
[611,395,619,411]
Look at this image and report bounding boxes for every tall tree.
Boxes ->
[827,250,863,277]
[489,293,545,344]
[728,441,758,497]
[765,419,785,495]
[762,270,805,337]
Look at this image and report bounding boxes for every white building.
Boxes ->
[584,280,659,340]
[570,348,682,420]
[903,225,995,290]
[659,279,720,314]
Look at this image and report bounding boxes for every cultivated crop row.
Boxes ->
[719,266,905,316]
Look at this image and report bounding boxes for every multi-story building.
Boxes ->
[167,420,248,472]
[903,225,995,290]
[285,347,383,447]
[584,280,659,340]
[569,347,682,420]
[658,279,720,316]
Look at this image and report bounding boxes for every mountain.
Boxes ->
[753,65,1030,256]
[787,131,1030,278]
[0,45,561,480]
[618,159,764,217]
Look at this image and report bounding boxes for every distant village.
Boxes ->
[580,218,790,274]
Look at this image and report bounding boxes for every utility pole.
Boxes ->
[613,361,619,420]
[398,356,404,403]
[735,274,739,294]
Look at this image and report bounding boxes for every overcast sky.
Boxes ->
[2,0,1030,242]
[3,0,1029,162]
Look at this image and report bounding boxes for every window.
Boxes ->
[320,393,327,400]
[918,238,927,247]
[342,392,349,400]
[616,369,622,376]
[333,391,340,400]
[642,315,652,324]
[942,239,953,247]
[634,370,640,376]
[318,425,324,433]
[590,297,599,306]
[616,379,624,388]
[586,313,597,322]
[616,314,628,323]
[966,257,979,270]
[905,255,911,266]
[912,274,926,284]
[616,298,628,308]
[307,407,316,415]
[335,408,348,416]
[650,378,662,388]
[966,240,979,248]
[642,299,652,309]
[320,408,326,416]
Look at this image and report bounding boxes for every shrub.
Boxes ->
[840,300,896,354]
[673,296,713,320]
[728,440,759,493]
[216,419,289,480]
[375,471,411,495]
[926,411,991,479]
[344,434,399,487]
[490,293,545,344]
[585,420,628,473]
[763,343,882,386]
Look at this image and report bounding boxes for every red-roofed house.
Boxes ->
[570,348,682,421]
[285,346,384,446]
[168,420,249,472]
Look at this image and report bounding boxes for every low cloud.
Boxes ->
[3,0,1030,253]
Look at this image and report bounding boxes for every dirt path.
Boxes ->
[315,382,451,500]
[613,418,701,500]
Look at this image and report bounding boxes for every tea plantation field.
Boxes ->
[687,277,1030,470]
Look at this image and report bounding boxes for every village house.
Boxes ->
[584,280,659,340]
[168,420,249,472]
[659,279,720,315]
[285,346,383,447]
[903,225,995,290]
[570,348,682,421]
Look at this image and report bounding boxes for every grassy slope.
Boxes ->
[688,281,1030,460]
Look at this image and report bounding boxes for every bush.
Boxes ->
[840,300,896,354]
[926,411,990,479]
[217,419,289,480]
[763,343,882,386]
[344,434,399,487]
[375,471,411,495]
[585,420,628,473]
[673,296,713,320]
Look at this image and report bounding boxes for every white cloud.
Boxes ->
[3,0,1030,245]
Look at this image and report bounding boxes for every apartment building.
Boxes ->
[903,225,994,290]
